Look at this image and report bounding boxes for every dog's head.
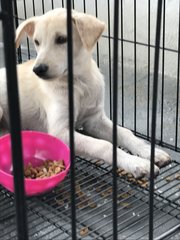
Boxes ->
[16,8,105,80]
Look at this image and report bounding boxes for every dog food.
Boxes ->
[119,202,132,209]
[79,227,89,237]
[175,173,180,180]
[24,160,65,179]
[88,200,97,208]
[117,168,149,188]
[165,173,180,182]
[165,176,173,182]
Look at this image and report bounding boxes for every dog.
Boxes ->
[0,8,171,178]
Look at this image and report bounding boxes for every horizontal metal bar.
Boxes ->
[134,131,180,152]
[155,224,180,240]
[12,13,179,55]
[102,35,180,54]
[92,194,175,238]
[126,212,179,239]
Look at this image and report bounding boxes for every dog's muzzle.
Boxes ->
[33,64,49,79]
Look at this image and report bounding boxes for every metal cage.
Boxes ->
[0,0,180,239]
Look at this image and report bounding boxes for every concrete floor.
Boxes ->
[1,0,180,152]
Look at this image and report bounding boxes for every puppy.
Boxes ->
[0,8,171,178]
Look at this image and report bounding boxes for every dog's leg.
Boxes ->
[84,112,171,167]
[50,128,159,178]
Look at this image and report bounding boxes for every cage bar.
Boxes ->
[66,0,76,239]
[13,0,22,63]
[134,0,137,134]
[160,0,166,144]
[1,0,28,239]
[0,0,180,239]
[107,0,112,120]
[175,1,180,151]
[120,0,124,127]
[149,0,163,239]
[112,0,120,238]
[147,0,151,139]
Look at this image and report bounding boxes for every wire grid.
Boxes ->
[0,157,179,240]
[0,1,179,239]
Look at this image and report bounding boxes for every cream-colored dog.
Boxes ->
[0,8,171,178]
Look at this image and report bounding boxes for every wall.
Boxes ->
[0,0,179,78]
[0,0,179,145]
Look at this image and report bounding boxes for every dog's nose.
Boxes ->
[33,64,49,77]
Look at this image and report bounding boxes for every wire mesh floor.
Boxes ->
[0,157,180,240]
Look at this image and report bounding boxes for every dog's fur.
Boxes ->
[0,8,171,178]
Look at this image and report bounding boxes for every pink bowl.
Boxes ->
[0,131,70,196]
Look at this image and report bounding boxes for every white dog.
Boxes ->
[0,8,171,178]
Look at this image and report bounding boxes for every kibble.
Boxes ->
[119,202,132,209]
[88,200,97,208]
[79,227,89,237]
[95,160,104,166]
[24,160,65,179]
[127,173,133,178]
[175,173,180,180]
[129,178,136,183]
[141,182,148,188]
[137,180,143,185]
[118,192,130,199]
[77,202,85,209]
[165,176,173,182]
[55,199,64,206]
[117,167,149,188]
[121,170,128,176]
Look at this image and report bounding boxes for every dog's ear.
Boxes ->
[15,17,38,48]
[73,13,105,51]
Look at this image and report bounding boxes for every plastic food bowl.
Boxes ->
[0,131,70,196]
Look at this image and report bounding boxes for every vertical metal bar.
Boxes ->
[112,0,119,239]
[13,0,22,64]
[42,0,45,14]
[175,2,180,151]
[149,0,163,239]
[1,1,28,239]
[51,0,54,9]
[23,0,30,59]
[62,0,64,8]
[160,0,166,144]
[66,1,76,239]
[120,0,124,127]
[32,0,36,16]
[72,0,75,9]
[107,0,112,120]
[147,0,151,140]
[134,0,137,134]
[95,0,100,67]
[83,0,86,13]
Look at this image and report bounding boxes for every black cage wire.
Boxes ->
[0,0,180,239]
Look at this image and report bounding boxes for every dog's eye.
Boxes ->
[34,39,40,46]
[55,36,67,45]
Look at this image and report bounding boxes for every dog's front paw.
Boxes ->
[138,145,172,168]
[129,156,159,179]
[154,148,172,167]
